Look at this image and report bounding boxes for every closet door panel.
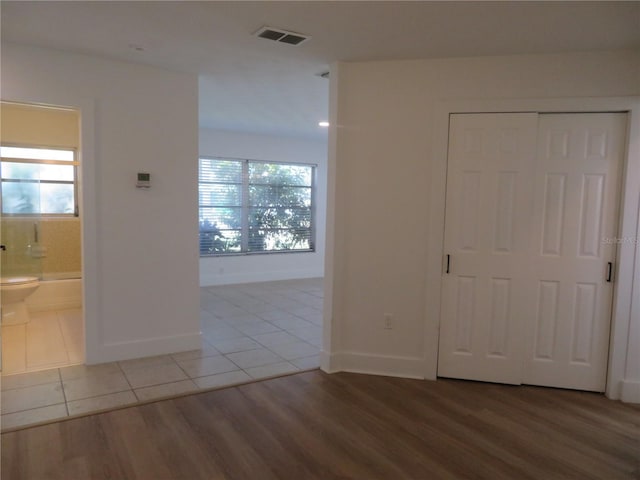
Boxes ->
[522,113,626,392]
[438,113,538,384]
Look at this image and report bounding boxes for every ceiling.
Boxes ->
[2,1,639,140]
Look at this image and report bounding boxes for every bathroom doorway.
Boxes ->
[0,101,84,375]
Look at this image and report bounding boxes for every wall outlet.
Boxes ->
[384,313,393,330]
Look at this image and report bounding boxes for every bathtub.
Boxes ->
[25,275,82,312]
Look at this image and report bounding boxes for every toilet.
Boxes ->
[1,276,40,326]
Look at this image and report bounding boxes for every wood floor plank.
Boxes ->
[272,378,430,478]
[2,370,639,480]
[253,374,451,479]
[59,415,127,479]
[238,380,390,479]
[325,373,552,479]
[24,422,64,479]
[414,379,608,479]
[99,407,176,479]
[289,372,491,478]
[136,400,229,479]
[482,384,639,472]
[176,391,281,480]
[207,386,331,479]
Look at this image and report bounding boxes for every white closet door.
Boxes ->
[522,113,626,392]
[437,113,538,384]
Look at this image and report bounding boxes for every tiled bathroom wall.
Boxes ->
[1,217,81,279]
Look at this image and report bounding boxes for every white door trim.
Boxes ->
[426,96,640,402]
[2,93,100,366]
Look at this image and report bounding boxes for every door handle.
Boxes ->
[606,262,613,283]
[0,245,5,251]
[446,254,451,274]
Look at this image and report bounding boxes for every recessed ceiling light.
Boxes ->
[318,121,330,128]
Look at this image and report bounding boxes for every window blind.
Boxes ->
[199,157,315,256]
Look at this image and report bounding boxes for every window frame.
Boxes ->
[0,144,79,217]
[199,156,317,257]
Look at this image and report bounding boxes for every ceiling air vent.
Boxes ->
[254,26,310,46]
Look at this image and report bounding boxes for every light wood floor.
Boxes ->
[2,370,639,479]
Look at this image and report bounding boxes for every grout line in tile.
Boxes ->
[2,367,319,434]
[4,280,323,429]
[57,368,70,417]
[117,361,139,402]
[1,401,68,418]
[223,354,243,371]
[171,357,194,383]
[56,312,74,367]
[2,308,86,376]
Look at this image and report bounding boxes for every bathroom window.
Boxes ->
[0,146,78,216]
[199,157,315,256]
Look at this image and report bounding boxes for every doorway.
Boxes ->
[0,101,84,374]
[437,112,627,392]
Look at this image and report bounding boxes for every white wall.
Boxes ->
[1,43,201,363]
[323,50,640,402]
[199,129,327,286]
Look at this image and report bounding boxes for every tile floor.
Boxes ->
[1,278,323,431]
[1,308,84,375]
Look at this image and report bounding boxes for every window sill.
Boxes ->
[200,249,315,258]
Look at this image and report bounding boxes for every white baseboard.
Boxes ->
[320,351,425,379]
[85,332,203,365]
[200,269,323,286]
[620,379,640,404]
[320,350,338,373]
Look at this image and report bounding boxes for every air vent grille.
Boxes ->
[254,26,310,46]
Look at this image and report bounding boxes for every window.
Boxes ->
[199,157,315,256]
[0,146,78,215]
